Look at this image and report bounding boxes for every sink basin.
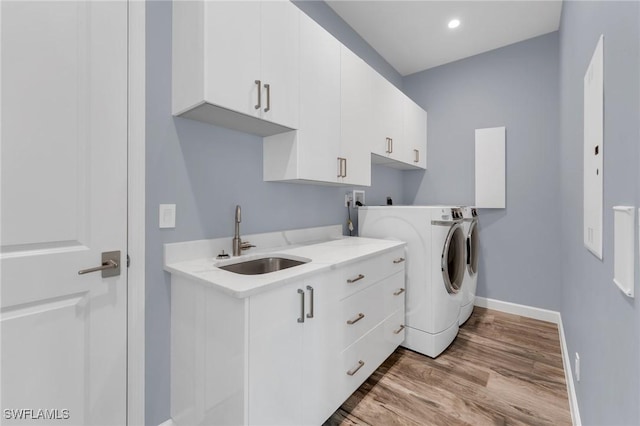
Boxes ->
[219,256,309,275]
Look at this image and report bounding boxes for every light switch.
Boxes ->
[159,204,176,229]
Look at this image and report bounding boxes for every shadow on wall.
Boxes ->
[474,208,507,300]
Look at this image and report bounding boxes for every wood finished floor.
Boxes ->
[325,307,572,426]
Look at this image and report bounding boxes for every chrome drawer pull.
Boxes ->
[393,288,405,296]
[346,360,365,376]
[347,313,365,325]
[393,257,405,264]
[393,325,405,335]
[347,274,365,283]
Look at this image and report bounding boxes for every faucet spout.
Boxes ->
[232,205,254,256]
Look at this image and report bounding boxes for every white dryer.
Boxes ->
[358,206,466,357]
[459,207,479,325]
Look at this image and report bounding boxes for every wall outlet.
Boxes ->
[575,352,580,382]
[345,193,353,207]
[353,190,365,206]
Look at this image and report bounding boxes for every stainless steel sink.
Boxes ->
[219,257,309,275]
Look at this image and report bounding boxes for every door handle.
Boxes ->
[343,158,347,178]
[263,83,270,112]
[414,149,419,163]
[297,289,305,323]
[306,285,314,319]
[254,80,261,110]
[78,251,121,278]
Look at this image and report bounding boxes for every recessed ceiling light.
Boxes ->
[448,19,460,29]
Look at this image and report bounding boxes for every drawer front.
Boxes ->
[335,247,405,300]
[383,271,406,316]
[331,310,405,407]
[337,271,406,350]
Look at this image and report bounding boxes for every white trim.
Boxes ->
[474,297,581,425]
[127,0,146,425]
[474,296,560,324]
[558,316,582,426]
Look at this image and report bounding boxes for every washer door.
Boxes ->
[442,223,465,294]
[467,220,479,277]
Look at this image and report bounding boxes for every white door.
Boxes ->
[1,2,128,425]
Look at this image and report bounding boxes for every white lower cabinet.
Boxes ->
[170,248,405,426]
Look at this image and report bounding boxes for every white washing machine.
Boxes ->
[358,206,466,357]
[459,207,479,325]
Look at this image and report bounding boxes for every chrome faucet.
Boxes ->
[232,205,255,256]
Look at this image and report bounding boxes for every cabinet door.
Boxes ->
[261,1,299,129]
[371,72,403,159]
[340,47,372,186]
[248,281,304,425]
[204,1,260,117]
[403,98,427,169]
[301,277,339,425]
[298,12,341,183]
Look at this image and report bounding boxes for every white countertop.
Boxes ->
[164,232,405,298]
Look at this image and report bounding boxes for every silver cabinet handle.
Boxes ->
[343,158,347,178]
[393,288,405,296]
[306,285,314,319]
[389,138,394,153]
[393,257,405,264]
[385,137,392,154]
[414,149,419,163]
[263,83,270,112]
[393,325,405,335]
[346,312,365,325]
[347,274,365,283]
[254,80,261,110]
[346,360,365,376]
[78,250,121,278]
[337,157,347,178]
[337,157,343,178]
[297,289,305,323]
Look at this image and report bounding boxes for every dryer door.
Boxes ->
[442,223,465,294]
[467,220,479,277]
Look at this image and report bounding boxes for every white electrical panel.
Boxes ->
[584,35,604,259]
[475,126,506,209]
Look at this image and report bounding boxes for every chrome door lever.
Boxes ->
[78,251,121,278]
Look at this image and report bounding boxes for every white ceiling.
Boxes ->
[326,1,562,76]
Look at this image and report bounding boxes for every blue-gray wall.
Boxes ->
[145,2,403,425]
[559,1,640,424]
[402,33,562,311]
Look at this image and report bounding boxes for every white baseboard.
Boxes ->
[158,419,175,426]
[474,297,581,425]
[558,316,582,426]
[474,296,560,323]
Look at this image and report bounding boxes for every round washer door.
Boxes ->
[467,220,479,277]
[442,223,465,294]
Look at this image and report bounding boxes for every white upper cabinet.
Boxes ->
[340,47,373,186]
[371,74,427,170]
[371,72,404,162]
[263,12,342,184]
[403,98,427,169]
[172,1,299,136]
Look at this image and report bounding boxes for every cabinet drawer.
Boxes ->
[332,310,405,407]
[337,271,405,350]
[384,271,406,316]
[334,247,405,300]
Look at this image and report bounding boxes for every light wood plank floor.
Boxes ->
[325,307,572,426]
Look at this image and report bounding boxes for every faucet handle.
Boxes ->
[241,241,255,251]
